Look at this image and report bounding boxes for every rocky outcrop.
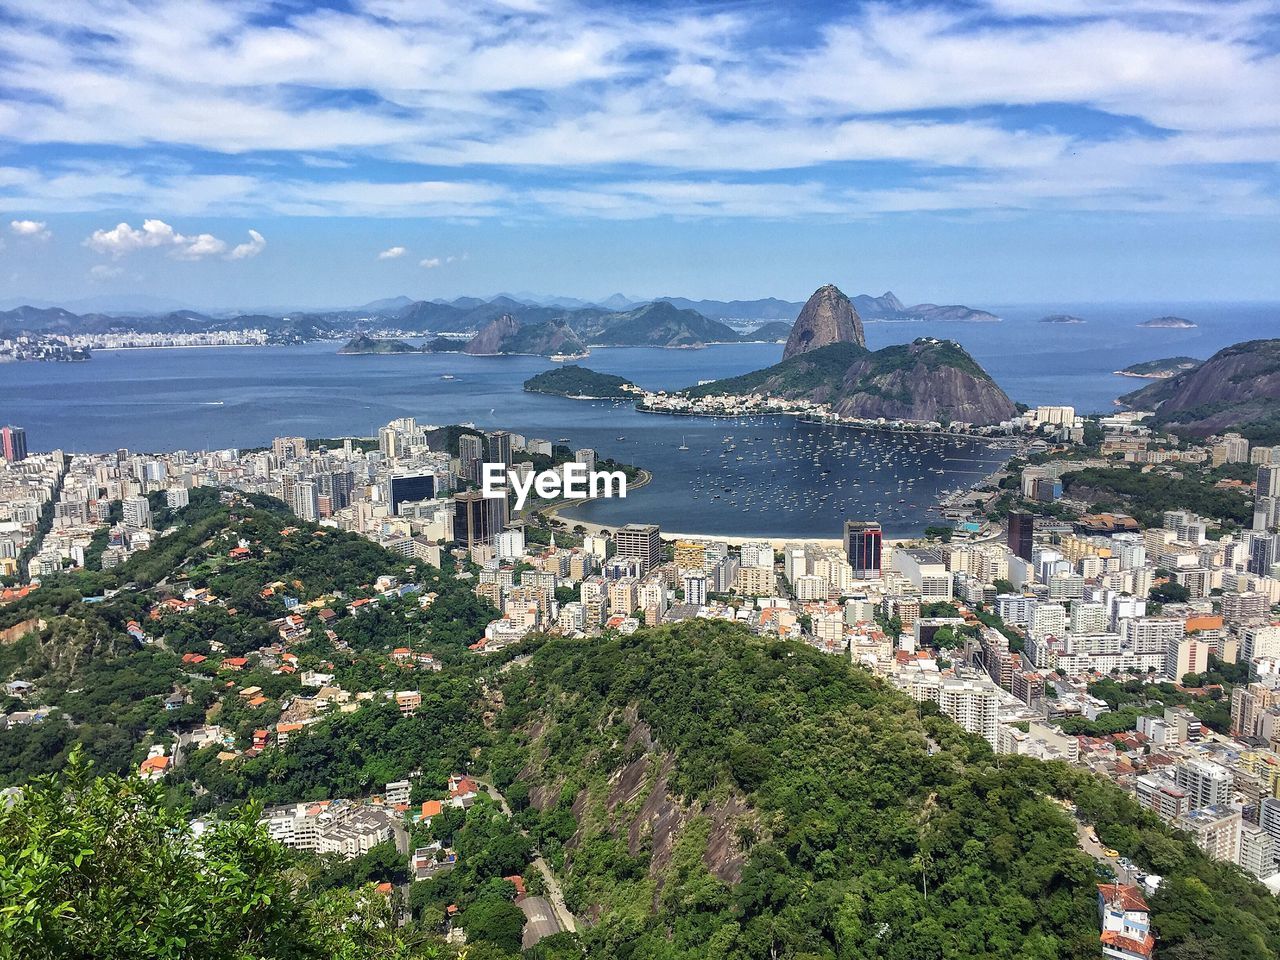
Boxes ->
[830,340,1017,424]
[463,313,521,354]
[687,337,1017,426]
[463,314,586,356]
[782,284,865,359]
[1120,338,1280,440]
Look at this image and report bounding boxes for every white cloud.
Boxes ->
[377,245,406,259]
[88,263,123,280]
[174,232,227,260]
[419,255,460,268]
[10,219,50,239]
[84,219,264,260]
[86,219,186,256]
[227,229,266,260]
[0,0,1273,221]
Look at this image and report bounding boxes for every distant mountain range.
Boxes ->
[0,289,1001,350]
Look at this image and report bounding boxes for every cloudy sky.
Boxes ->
[0,0,1277,308]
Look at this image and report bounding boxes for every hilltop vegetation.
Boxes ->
[523,364,637,399]
[487,624,1280,959]
[0,489,495,787]
[0,754,417,960]
[684,338,1016,425]
[1121,338,1280,443]
[337,334,419,354]
[1116,356,1201,378]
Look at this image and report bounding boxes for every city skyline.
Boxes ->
[1,0,1278,306]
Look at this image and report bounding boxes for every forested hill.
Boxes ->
[489,623,1280,959]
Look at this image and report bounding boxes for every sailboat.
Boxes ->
[679,435,689,451]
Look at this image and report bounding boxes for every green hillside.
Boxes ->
[487,624,1280,959]
[524,364,636,398]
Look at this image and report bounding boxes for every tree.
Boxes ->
[459,897,526,952]
[1151,581,1191,605]
[0,750,430,959]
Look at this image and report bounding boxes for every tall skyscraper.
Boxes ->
[843,520,882,579]
[452,489,509,547]
[1259,464,1280,499]
[458,434,485,484]
[487,430,513,467]
[615,523,661,575]
[1008,511,1034,562]
[1248,532,1280,576]
[292,480,319,521]
[0,425,27,462]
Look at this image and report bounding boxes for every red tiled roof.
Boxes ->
[1098,883,1149,913]
[1100,930,1155,959]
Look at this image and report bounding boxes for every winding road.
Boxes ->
[475,778,579,943]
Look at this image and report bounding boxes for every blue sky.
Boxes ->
[0,0,1277,308]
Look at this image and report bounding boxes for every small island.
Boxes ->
[523,364,637,399]
[337,334,419,355]
[1114,356,1202,379]
[1139,316,1197,329]
[1038,314,1086,324]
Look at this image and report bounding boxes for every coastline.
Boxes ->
[535,467,652,529]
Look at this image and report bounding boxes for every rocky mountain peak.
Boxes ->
[782,284,866,360]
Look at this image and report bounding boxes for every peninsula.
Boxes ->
[1114,356,1202,379]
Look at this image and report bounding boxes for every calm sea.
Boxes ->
[2,302,1275,537]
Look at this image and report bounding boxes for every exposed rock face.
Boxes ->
[830,340,1017,424]
[1120,338,1280,439]
[463,313,520,354]
[782,284,865,360]
[463,314,586,356]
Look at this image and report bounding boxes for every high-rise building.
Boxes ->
[682,573,708,607]
[1007,510,1034,562]
[317,470,355,512]
[452,489,508,547]
[1174,758,1233,810]
[1248,532,1280,576]
[387,473,437,513]
[937,674,1000,748]
[458,434,485,484]
[0,425,28,462]
[843,520,882,579]
[1259,464,1280,499]
[487,431,513,467]
[271,436,307,463]
[292,481,319,521]
[1239,824,1277,880]
[122,495,152,530]
[614,523,661,575]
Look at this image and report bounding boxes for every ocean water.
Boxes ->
[2,302,1275,537]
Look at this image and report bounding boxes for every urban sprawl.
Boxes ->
[5,400,1280,956]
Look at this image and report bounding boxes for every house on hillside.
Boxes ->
[1097,883,1154,960]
